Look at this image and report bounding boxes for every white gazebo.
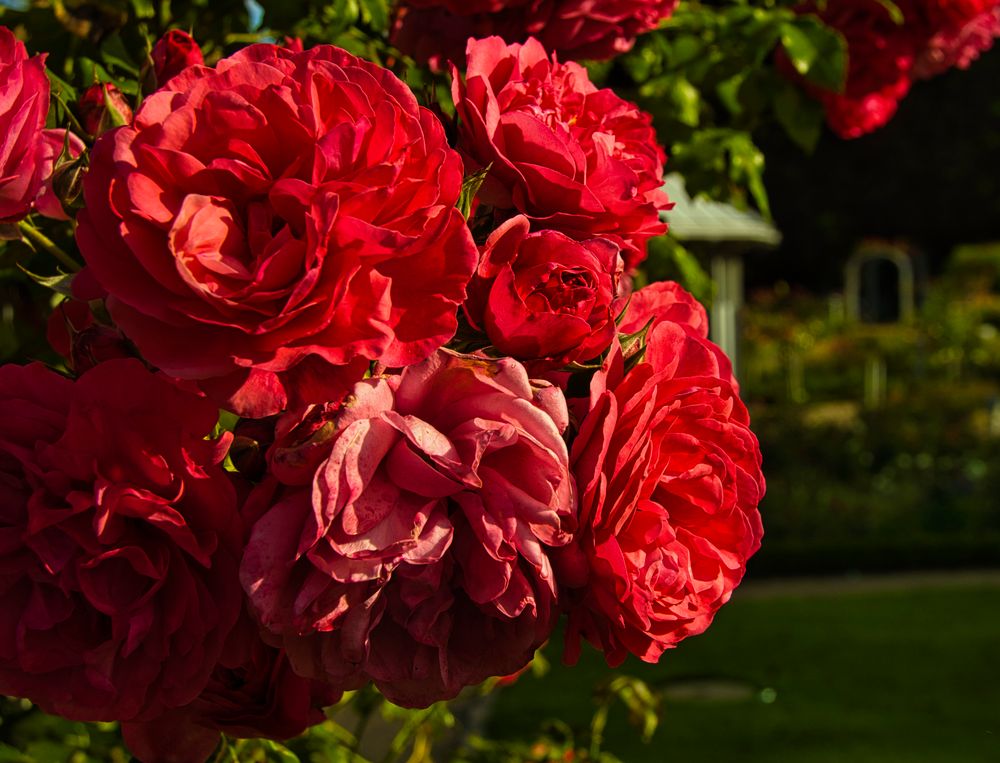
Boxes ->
[661,174,782,376]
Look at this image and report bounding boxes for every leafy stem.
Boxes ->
[17,219,81,273]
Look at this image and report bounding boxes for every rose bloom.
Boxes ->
[241,351,576,707]
[392,0,679,68]
[77,43,477,417]
[914,3,1000,77]
[0,27,59,221]
[121,610,338,763]
[0,359,242,722]
[560,283,764,666]
[452,37,670,270]
[464,215,626,370]
[151,29,205,86]
[786,0,922,139]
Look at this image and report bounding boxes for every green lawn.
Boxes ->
[488,579,1000,762]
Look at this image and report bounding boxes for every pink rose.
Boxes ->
[561,284,764,666]
[0,360,243,722]
[241,351,576,706]
[392,0,679,68]
[0,27,55,221]
[452,37,670,270]
[464,215,626,370]
[76,43,477,417]
[151,29,205,86]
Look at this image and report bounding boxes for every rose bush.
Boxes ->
[76,42,478,417]
[463,215,626,370]
[392,0,679,68]
[452,36,670,270]
[0,359,242,722]
[241,350,576,706]
[560,283,764,666]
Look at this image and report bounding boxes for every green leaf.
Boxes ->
[457,165,491,219]
[873,0,905,24]
[780,17,847,92]
[773,81,824,152]
[619,318,654,362]
[100,33,140,75]
[717,72,748,116]
[671,76,701,127]
[18,265,75,297]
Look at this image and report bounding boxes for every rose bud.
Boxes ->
[150,29,204,86]
[46,298,133,372]
[47,148,89,215]
[78,82,133,136]
[229,416,278,482]
[36,129,86,220]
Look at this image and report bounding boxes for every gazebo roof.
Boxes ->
[660,174,782,247]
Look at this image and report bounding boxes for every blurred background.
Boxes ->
[487,34,1000,763]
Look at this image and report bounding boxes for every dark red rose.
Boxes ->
[392,0,679,68]
[561,284,764,666]
[76,43,478,417]
[0,359,243,722]
[464,215,625,370]
[241,351,577,707]
[150,29,205,86]
[121,610,338,763]
[78,82,133,136]
[452,37,670,271]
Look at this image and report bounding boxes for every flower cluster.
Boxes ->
[789,0,1000,138]
[0,28,762,763]
[391,0,679,68]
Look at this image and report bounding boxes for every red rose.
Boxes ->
[452,37,670,270]
[561,284,764,666]
[0,27,56,222]
[121,610,337,763]
[78,82,134,136]
[241,351,577,707]
[0,359,242,721]
[77,43,477,417]
[786,1,921,139]
[914,3,1000,77]
[150,29,205,86]
[464,215,626,370]
[392,0,679,68]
